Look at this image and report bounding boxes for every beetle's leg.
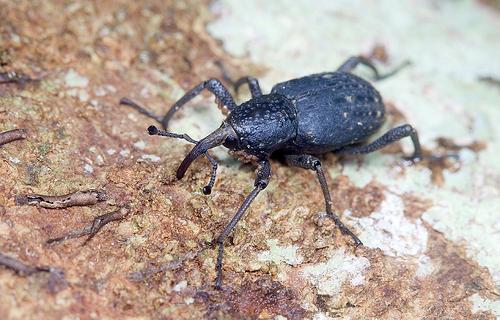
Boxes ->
[215,160,271,289]
[335,124,422,161]
[148,125,219,194]
[337,56,410,81]
[215,61,263,98]
[119,98,164,124]
[232,77,262,98]
[284,154,362,246]
[162,79,237,130]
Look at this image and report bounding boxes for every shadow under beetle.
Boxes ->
[121,56,428,289]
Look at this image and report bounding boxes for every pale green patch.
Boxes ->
[468,294,500,317]
[300,249,369,296]
[357,192,428,257]
[64,69,88,88]
[257,239,303,266]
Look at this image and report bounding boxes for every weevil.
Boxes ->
[121,56,435,288]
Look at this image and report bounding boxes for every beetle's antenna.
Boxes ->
[148,125,219,195]
[148,125,198,144]
[176,125,232,180]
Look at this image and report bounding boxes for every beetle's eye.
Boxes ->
[223,135,238,149]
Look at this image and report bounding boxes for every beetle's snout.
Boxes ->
[176,123,234,180]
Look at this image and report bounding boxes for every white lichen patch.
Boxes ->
[94,84,116,97]
[422,195,500,285]
[172,280,187,292]
[64,69,90,102]
[415,255,434,278]
[257,239,303,266]
[301,249,370,296]
[64,69,88,88]
[313,313,336,320]
[119,149,130,158]
[9,157,20,164]
[133,140,146,150]
[468,294,500,317]
[83,163,94,174]
[357,192,428,257]
[300,249,369,296]
[138,154,161,162]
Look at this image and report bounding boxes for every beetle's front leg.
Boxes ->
[337,56,410,81]
[232,76,262,98]
[162,79,237,129]
[120,78,237,130]
[284,154,362,246]
[214,160,271,289]
[215,61,263,98]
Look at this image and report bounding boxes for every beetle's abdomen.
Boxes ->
[273,72,385,153]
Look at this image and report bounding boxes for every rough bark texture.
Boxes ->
[1,1,499,319]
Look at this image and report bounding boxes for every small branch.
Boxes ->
[0,252,42,276]
[0,253,66,293]
[47,207,127,245]
[128,244,210,281]
[0,71,40,85]
[0,128,28,147]
[479,75,500,89]
[16,189,107,209]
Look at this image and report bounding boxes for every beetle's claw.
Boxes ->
[402,152,459,166]
[401,155,422,165]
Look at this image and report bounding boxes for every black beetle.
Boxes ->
[121,56,427,288]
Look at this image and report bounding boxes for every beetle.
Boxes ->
[120,56,427,289]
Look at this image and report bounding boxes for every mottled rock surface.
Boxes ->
[1,1,499,319]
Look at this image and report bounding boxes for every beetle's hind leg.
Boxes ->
[215,61,263,98]
[335,124,422,161]
[336,125,458,164]
[284,154,362,246]
[337,56,410,81]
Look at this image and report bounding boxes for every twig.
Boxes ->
[128,244,210,281]
[16,189,107,209]
[47,207,127,245]
[0,71,40,85]
[0,252,43,275]
[0,128,28,147]
[479,75,500,89]
[0,253,66,293]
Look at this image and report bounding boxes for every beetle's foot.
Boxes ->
[325,213,363,247]
[214,282,222,290]
[402,152,459,166]
[401,154,422,166]
[341,227,363,247]
[214,269,223,290]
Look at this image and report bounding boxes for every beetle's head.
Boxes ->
[175,122,237,179]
